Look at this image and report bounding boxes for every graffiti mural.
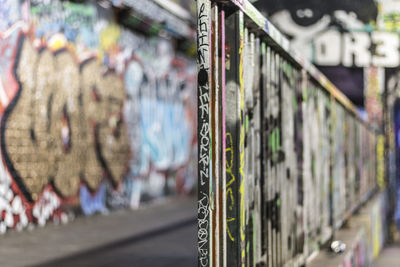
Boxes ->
[255,0,400,110]
[30,1,97,47]
[0,23,32,232]
[0,0,197,232]
[3,37,130,201]
[254,0,400,68]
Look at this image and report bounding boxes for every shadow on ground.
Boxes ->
[33,219,197,267]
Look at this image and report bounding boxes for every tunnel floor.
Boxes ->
[0,196,196,267]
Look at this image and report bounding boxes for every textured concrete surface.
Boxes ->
[0,196,196,267]
[308,192,384,267]
[375,244,400,267]
[36,220,196,267]
[307,227,360,267]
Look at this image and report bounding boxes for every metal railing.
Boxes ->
[196,1,379,266]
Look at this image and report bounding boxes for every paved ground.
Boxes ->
[0,196,196,267]
[375,243,400,267]
[35,219,196,267]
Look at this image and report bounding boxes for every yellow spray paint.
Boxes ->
[48,33,68,51]
[100,24,120,51]
[238,11,246,267]
[376,135,385,190]
[226,132,236,242]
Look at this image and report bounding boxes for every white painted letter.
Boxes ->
[343,32,371,67]
[314,29,341,66]
[372,32,399,67]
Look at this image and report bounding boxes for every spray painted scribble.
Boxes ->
[197,1,211,266]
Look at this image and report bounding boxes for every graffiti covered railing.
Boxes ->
[196,0,379,266]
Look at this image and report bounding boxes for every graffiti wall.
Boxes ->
[0,0,196,231]
[255,0,397,116]
[255,0,399,68]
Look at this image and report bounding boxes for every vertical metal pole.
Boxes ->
[211,5,219,267]
[224,10,241,267]
[237,10,246,267]
[197,0,212,266]
[221,8,227,267]
[259,41,267,265]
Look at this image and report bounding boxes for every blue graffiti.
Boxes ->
[0,23,21,77]
[0,0,21,32]
[30,2,98,48]
[123,43,194,178]
[80,183,107,215]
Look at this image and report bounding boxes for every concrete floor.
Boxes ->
[0,196,196,267]
[35,220,196,267]
[375,243,400,267]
